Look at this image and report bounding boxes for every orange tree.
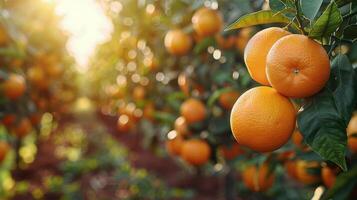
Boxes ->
[226,0,357,199]
[89,0,357,199]
[0,0,77,196]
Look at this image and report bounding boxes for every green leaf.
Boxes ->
[335,0,353,7]
[300,0,323,20]
[224,10,293,31]
[343,24,357,42]
[309,1,343,39]
[269,0,286,12]
[323,166,357,200]
[297,55,357,171]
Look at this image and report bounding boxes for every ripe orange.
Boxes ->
[219,143,244,160]
[321,166,339,188]
[1,114,16,127]
[0,141,9,163]
[292,129,304,148]
[266,34,330,98]
[215,34,236,49]
[244,27,290,85]
[181,139,211,166]
[174,116,191,136]
[12,118,32,138]
[236,28,253,53]
[192,8,222,37]
[143,103,155,121]
[347,114,357,153]
[218,90,240,110]
[180,98,207,124]
[27,66,49,90]
[132,86,146,101]
[166,131,184,156]
[2,74,26,100]
[164,29,192,55]
[230,86,296,152]
[242,163,275,192]
[284,160,298,179]
[296,160,321,185]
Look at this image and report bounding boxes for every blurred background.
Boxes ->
[0,0,356,199]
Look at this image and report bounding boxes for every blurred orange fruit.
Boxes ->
[266,34,330,98]
[12,118,32,138]
[347,114,357,153]
[192,8,222,37]
[164,29,192,55]
[230,86,296,152]
[219,143,244,160]
[2,74,26,100]
[0,141,9,163]
[296,160,321,185]
[216,34,236,49]
[1,114,16,127]
[180,98,206,124]
[166,131,184,156]
[284,160,298,179]
[218,90,240,110]
[181,139,211,166]
[292,129,304,148]
[132,86,146,101]
[244,27,290,85]
[321,166,339,188]
[174,116,191,136]
[242,163,275,192]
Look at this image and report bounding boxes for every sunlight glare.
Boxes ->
[48,0,113,72]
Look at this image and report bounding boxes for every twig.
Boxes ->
[294,0,307,35]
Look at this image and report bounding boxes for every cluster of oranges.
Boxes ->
[230,27,330,152]
[163,7,249,166]
[0,4,76,166]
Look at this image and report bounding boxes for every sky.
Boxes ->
[45,0,113,71]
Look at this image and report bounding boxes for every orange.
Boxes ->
[219,143,244,160]
[321,166,339,188]
[180,98,207,124]
[242,163,275,192]
[1,114,16,127]
[266,34,330,98]
[244,27,290,85]
[27,66,50,90]
[12,118,32,138]
[0,141,9,163]
[296,160,321,185]
[215,34,236,49]
[230,86,296,152]
[347,114,357,153]
[218,90,240,110]
[284,160,298,179]
[164,29,192,55]
[132,86,146,101]
[144,56,159,71]
[181,139,211,166]
[292,129,304,148]
[0,26,8,45]
[236,28,253,52]
[143,102,155,121]
[46,64,63,78]
[192,8,222,37]
[174,116,191,136]
[2,74,26,100]
[166,131,184,156]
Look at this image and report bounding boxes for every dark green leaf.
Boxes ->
[193,37,215,54]
[300,0,323,20]
[269,0,286,12]
[207,87,233,108]
[335,0,353,7]
[309,1,343,39]
[297,55,356,171]
[225,10,293,31]
[343,24,357,42]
